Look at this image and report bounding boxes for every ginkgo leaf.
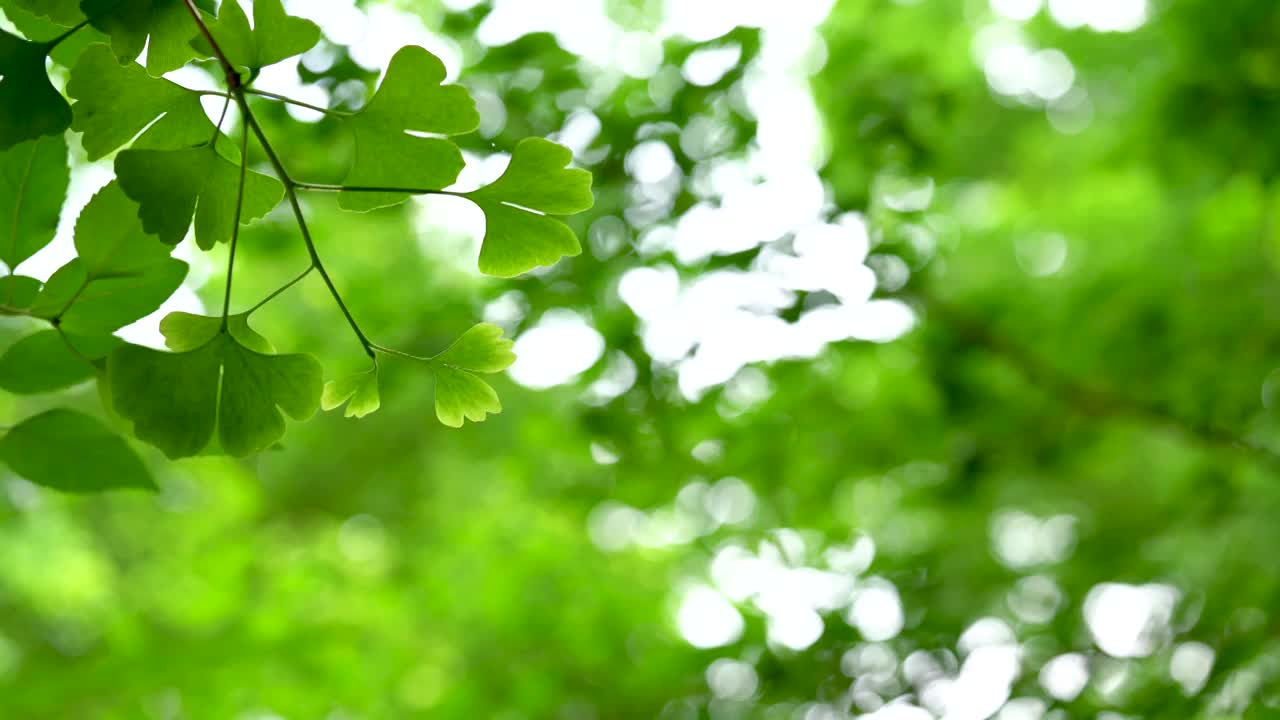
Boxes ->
[109,327,322,458]
[0,1,108,65]
[338,45,477,212]
[30,257,188,333]
[0,329,120,394]
[80,0,215,75]
[322,367,381,418]
[434,322,517,373]
[0,30,71,151]
[463,138,594,277]
[74,181,172,275]
[0,409,155,492]
[69,44,219,160]
[12,0,82,28]
[115,146,284,248]
[433,367,501,428]
[429,323,516,427]
[0,134,68,268]
[195,0,320,70]
[160,311,274,354]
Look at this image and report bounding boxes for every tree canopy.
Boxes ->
[0,0,1278,718]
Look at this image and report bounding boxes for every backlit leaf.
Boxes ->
[338,45,477,211]
[322,367,381,418]
[115,145,284,248]
[73,181,172,275]
[80,0,215,75]
[196,0,320,70]
[430,323,515,427]
[464,138,594,277]
[30,257,188,333]
[69,43,219,160]
[0,330,120,394]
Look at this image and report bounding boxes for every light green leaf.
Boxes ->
[0,275,41,310]
[30,257,188,333]
[197,0,319,70]
[463,138,594,277]
[0,30,70,151]
[433,367,501,428]
[434,322,517,373]
[160,310,274,354]
[339,45,477,212]
[109,330,322,458]
[322,367,381,418]
[13,0,82,27]
[0,329,120,394]
[74,181,172,275]
[115,146,284,248]
[68,43,218,160]
[0,134,68,268]
[429,323,515,427]
[0,409,155,492]
[80,0,214,75]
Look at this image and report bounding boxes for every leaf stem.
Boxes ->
[370,344,436,363]
[246,265,314,315]
[221,116,251,330]
[294,181,461,198]
[209,93,233,146]
[242,89,350,116]
[187,1,374,358]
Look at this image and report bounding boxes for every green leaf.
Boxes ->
[429,323,515,427]
[322,367,381,418]
[463,138,594,277]
[0,275,41,310]
[74,181,172,275]
[339,45,477,212]
[0,409,155,492]
[196,0,319,70]
[0,2,109,65]
[30,257,188,333]
[80,0,214,75]
[115,146,284,248]
[68,43,218,160]
[0,30,71,151]
[434,322,517,373]
[0,134,68,268]
[109,329,322,458]
[160,311,274,354]
[0,329,120,394]
[13,0,82,27]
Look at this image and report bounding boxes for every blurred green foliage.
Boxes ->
[3,0,1280,718]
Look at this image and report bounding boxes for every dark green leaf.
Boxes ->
[0,134,68,268]
[0,329,120,394]
[13,0,82,27]
[30,257,188,333]
[74,181,172,275]
[115,146,284,248]
[68,43,219,160]
[109,327,322,458]
[0,275,41,310]
[79,0,214,75]
[338,45,477,211]
[463,138,594,277]
[0,30,70,151]
[196,0,320,70]
[0,408,154,492]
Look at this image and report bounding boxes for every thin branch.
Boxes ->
[209,93,233,145]
[371,344,434,363]
[242,89,350,116]
[294,181,460,198]
[55,326,95,366]
[916,291,1280,470]
[221,117,251,330]
[181,0,239,86]
[246,265,314,315]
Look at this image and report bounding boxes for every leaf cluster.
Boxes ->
[0,0,594,490]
